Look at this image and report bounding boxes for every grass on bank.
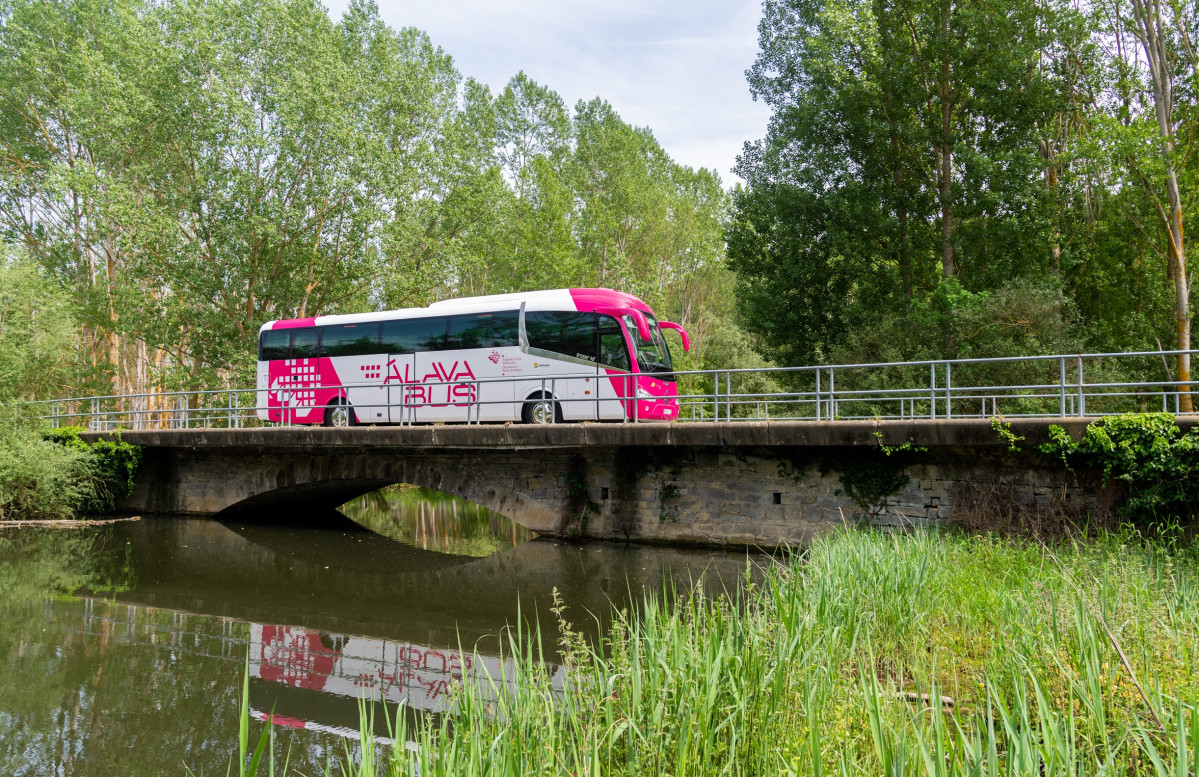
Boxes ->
[225,527,1199,777]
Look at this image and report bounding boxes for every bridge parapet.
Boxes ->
[25,348,1199,431]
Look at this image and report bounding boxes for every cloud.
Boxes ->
[325,0,771,183]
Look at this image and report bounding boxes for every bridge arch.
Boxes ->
[143,449,567,533]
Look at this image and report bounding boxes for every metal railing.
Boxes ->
[10,349,1199,431]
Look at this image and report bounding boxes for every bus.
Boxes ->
[255,288,690,426]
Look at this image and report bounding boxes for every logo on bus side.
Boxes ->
[384,358,477,406]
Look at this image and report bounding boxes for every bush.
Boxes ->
[0,427,94,520]
[43,426,141,514]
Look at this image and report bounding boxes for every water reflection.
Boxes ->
[0,494,761,777]
[340,485,535,556]
[249,623,559,743]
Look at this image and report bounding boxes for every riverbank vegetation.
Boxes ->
[0,426,140,521]
[225,528,1197,776]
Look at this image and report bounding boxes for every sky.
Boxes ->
[324,0,772,187]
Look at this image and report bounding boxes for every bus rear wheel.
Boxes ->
[324,400,357,428]
[522,395,561,425]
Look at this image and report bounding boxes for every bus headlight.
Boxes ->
[636,388,652,399]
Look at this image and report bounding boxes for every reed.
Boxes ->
[228,528,1199,776]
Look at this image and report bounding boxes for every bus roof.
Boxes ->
[259,288,655,332]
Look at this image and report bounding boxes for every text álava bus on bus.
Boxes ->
[255,288,690,426]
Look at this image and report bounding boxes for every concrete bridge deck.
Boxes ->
[81,417,1114,450]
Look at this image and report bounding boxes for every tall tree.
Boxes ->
[1125,0,1194,409]
[733,0,1073,364]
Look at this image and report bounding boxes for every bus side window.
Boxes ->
[448,310,519,349]
[597,315,630,371]
[526,312,597,362]
[291,327,319,359]
[381,317,448,354]
[321,322,381,357]
[259,329,291,361]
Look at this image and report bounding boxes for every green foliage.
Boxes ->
[1040,414,1199,521]
[731,0,1199,377]
[0,426,94,520]
[340,484,533,557]
[0,0,760,395]
[820,449,913,517]
[563,469,600,539]
[656,481,681,523]
[42,426,141,515]
[991,417,1025,452]
[0,255,80,401]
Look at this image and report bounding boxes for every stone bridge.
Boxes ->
[83,419,1153,546]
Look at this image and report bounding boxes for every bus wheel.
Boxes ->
[324,400,356,428]
[522,395,561,425]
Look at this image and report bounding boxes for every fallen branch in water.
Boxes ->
[0,516,141,529]
[897,692,955,707]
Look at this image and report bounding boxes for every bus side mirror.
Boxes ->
[658,321,690,352]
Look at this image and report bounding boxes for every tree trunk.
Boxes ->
[1039,138,1062,276]
[1132,0,1192,411]
[938,8,955,279]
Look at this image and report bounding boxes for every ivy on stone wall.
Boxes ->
[818,445,918,519]
[1039,414,1199,521]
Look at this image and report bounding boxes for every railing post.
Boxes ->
[815,368,821,421]
[945,362,953,419]
[929,363,936,419]
[1076,356,1085,417]
[828,367,836,419]
[712,372,719,421]
[1059,357,1066,416]
[726,370,732,421]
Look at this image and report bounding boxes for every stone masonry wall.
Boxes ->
[121,441,1107,547]
[580,447,1102,545]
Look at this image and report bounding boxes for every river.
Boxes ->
[0,486,760,776]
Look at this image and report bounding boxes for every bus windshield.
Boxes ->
[624,313,674,377]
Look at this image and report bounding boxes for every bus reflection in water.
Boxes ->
[255,288,691,427]
[248,624,564,742]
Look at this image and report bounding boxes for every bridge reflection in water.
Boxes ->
[69,506,755,749]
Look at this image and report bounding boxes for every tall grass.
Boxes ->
[229,529,1199,776]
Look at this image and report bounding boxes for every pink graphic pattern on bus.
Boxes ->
[267,358,341,421]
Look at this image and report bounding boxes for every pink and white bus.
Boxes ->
[255,288,690,426]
